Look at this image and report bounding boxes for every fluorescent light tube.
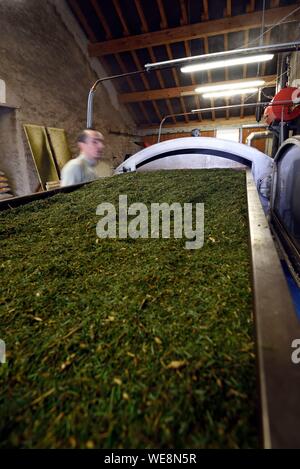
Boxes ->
[181,54,274,73]
[195,79,265,93]
[202,88,259,98]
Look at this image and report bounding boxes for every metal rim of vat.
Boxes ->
[246,169,300,448]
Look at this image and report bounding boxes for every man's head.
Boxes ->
[77,129,104,162]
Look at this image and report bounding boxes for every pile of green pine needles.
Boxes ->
[0,169,258,448]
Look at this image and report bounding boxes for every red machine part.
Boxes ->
[264,87,300,125]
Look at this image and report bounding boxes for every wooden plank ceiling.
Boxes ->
[67,0,300,129]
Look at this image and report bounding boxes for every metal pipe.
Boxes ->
[87,89,95,129]
[246,131,273,146]
[157,99,297,139]
[86,69,147,129]
[157,116,168,143]
[157,111,194,142]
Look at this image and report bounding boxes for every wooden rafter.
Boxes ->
[156,0,188,123]
[202,0,209,21]
[119,75,276,103]
[224,34,229,120]
[241,29,250,119]
[243,29,250,74]
[184,41,202,122]
[179,0,188,26]
[134,0,147,33]
[69,0,140,125]
[203,37,215,121]
[88,5,300,56]
[69,0,148,125]
[141,115,261,130]
[176,0,201,122]
[69,0,97,42]
[177,0,189,122]
[246,0,256,13]
[114,55,150,124]
[70,0,290,129]
[226,0,232,17]
[166,45,189,123]
[156,0,168,29]
[111,0,162,122]
[89,0,150,124]
[134,0,176,123]
[131,52,162,122]
[270,0,280,7]
[112,0,129,36]
[90,0,112,39]
[261,29,272,76]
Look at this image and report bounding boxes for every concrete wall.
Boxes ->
[0,0,137,195]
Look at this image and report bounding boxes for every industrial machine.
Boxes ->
[113,128,300,448]
[264,86,300,142]
[270,136,300,287]
[1,93,300,448]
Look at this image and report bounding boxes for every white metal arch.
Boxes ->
[115,137,273,190]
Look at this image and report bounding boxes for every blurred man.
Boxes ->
[61,129,105,186]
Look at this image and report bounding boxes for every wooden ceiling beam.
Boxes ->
[111,0,162,123]
[184,41,202,122]
[119,75,276,103]
[246,0,256,13]
[69,0,97,42]
[261,29,272,76]
[179,0,188,26]
[90,0,112,39]
[134,0,148,33]
[133,0,176,123]
[140,115,262,130]
[112,0,130,36]
[241,30,250,119]
[224,34,229,120]
[203,36,216,121]
[225,0,232,17]
[156,0,168,29]
[155,1,188,122]
[165,44,189,123]
[114,54,151,124]
[88,5,300,56]
[90,0,151,124]
[176,0,192,122]
[270,0,280,7]
[130,50,163,122]
[202,0,209,21]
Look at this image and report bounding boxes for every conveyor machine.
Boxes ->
[115,136,300,448]
[1,136,300,448]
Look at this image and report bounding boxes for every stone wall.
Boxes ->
[0,0,137,196]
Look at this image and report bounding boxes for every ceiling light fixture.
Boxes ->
[144,41,300,71]
[181,54,274,73]
[195,79,265,93]
[202,87,259,99]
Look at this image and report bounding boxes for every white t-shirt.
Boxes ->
[60,155,98,187]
